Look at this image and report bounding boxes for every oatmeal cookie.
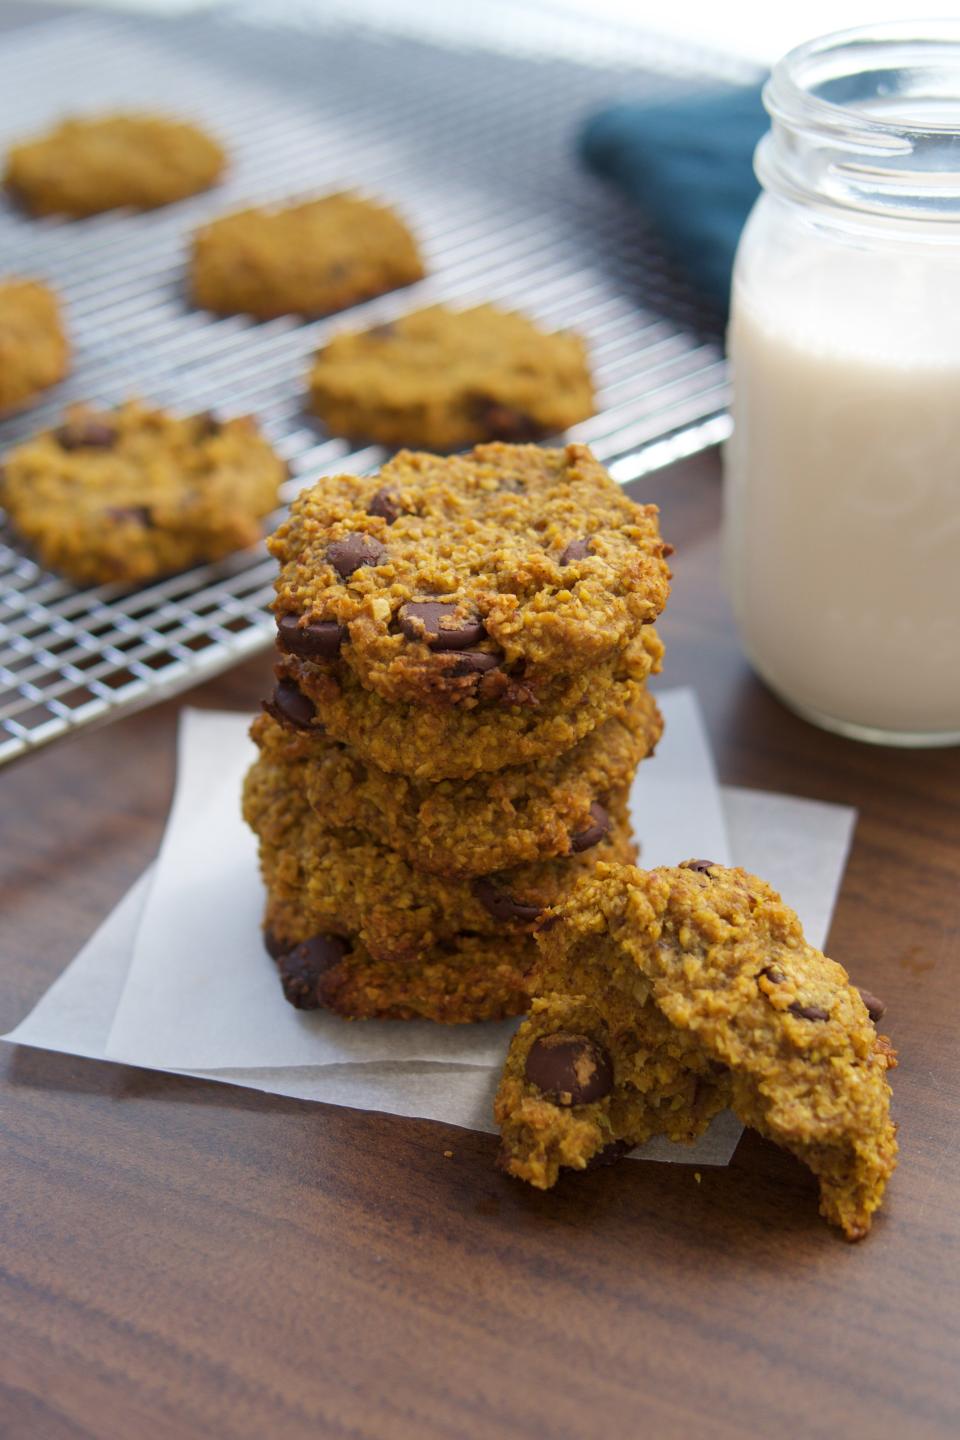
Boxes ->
[495,861,897,1240]
[5,112,225,217]
[265,627,661,781]
[308,303,594,449]
[191,192,424,319]
[261,917,532,1024]
[269,442,670,707]
[2,400,284,585]
[0,278,69,414]
[251,689,661,877]
[242,747,635,963]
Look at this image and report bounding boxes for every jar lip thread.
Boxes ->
[765,20,960,144]
[758,21,960,220]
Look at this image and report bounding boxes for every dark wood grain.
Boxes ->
[1,447,958,1440]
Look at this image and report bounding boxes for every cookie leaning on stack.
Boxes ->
[494,860,898,1239]
[243,441,672,1022]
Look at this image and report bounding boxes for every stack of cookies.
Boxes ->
[242,441,672,1023]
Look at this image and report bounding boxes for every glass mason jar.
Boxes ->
[724,24,960,746]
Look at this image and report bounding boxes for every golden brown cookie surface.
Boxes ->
[496,860,898,1240]
[260,918,533,1024]
[251,689,661,877]
[269,442,670,708]
[308,303,594,450]
[5,112,224,216]
[2,401,284,585]
[191,192,424,319]
[265,629,661,781]
[243,745,635,964]
[0,278,69,413]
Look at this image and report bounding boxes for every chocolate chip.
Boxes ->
[55,420,117,451]
[276,613,346,660]
[194,410,222,437]
[105,505,153,527]
[327,533,386,578]
[680,859,718,874]
[277,933,348,1009]
[367,322,396,340]
[858,988,887,1022]
[399,600,486,651]
[570,803,610,854]
[524,1032,613,1105]
[264,678,316,731]
[472,400,541,441]
[759,965,786,985]
[789,1002,831,1022]
[471,877,542,926]
[263,928,288,961]
[559,537,593,565]
[535,912,561,932]
[367,487,404,524]
[446,651,501,677]
[584,1139,633,1170]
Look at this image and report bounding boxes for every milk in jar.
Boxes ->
[724,24,960,745]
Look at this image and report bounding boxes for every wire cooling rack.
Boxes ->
[0,5,740,767]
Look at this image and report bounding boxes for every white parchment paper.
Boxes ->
[3,690,856,1166]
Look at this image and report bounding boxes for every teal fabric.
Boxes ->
[579,85,767,318]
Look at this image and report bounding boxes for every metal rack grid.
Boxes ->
[0,6,736,767]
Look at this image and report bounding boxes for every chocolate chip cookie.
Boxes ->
[0,278,69,414]
[266,626,661,781]
[308,303,594,449]
[242,747,636,964]
[269,442,670,710]
[2,401,284,585]
[5,112,225,217]
[191,192,424,319]
[261,920,532,1024]
[251,688,661,877]
[495,861,898,1241]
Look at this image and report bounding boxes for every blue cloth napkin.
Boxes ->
[579,85,767,318]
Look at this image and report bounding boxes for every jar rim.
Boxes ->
[765,20,960,146]
[758,21,960,219]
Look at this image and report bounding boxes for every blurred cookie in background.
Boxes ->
[307,303,594,450]
[0,277,69,413]
[4,112,225,217]
[190,192,424,319]
[1,400,284,586]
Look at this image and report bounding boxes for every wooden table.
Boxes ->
[2,446,958,1440]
